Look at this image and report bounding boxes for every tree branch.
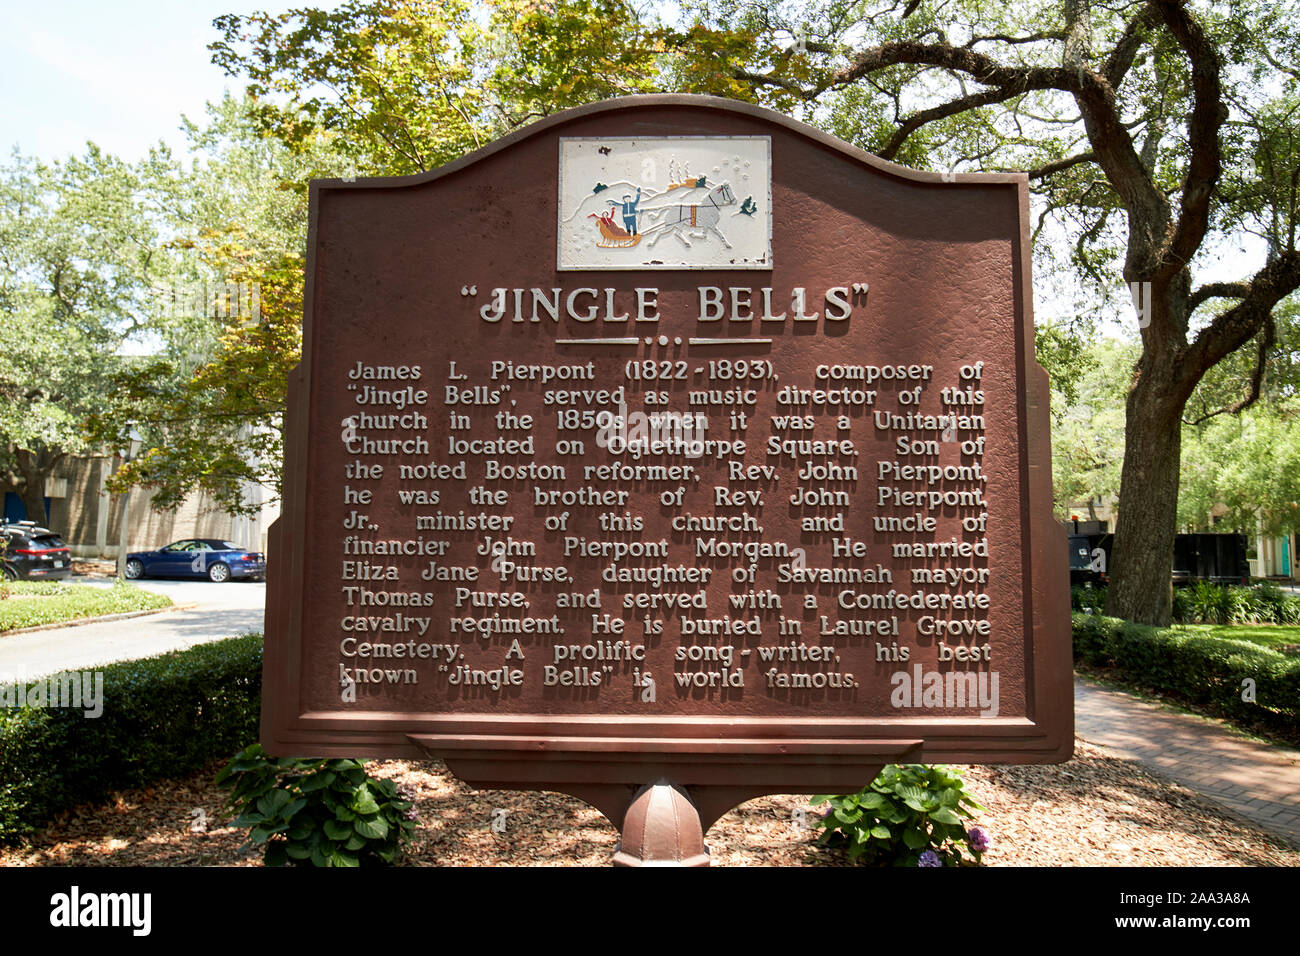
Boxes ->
[1151,0,1225,282]
[1188,281,1251,312]
[964,30,1067,48]
[826,40,1077,95]
[1103,4,1156,89]
[879,86,1034,160]
[1180,249,1300,398]
[1025,151,1097,180]
[732,68,811,98]
[1182,318,1275,425]
[1063,0,1093,71]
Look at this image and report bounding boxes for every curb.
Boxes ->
[0,603,199,637]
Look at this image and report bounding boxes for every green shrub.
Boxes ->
[0,632,263,841]
[1071,613,1300,739]
[1251,583,1287,623]
[1188,582,1230,625]
[812,764,988,866]
[1074,582,1296,626]
[1071,585,1106,612]
[217,744,417,867]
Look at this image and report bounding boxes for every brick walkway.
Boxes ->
[1074,676,1300,847]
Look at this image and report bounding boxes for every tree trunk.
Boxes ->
[12,447,58,526]
[1104,365,1184,625]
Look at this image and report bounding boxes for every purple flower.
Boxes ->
[917,850,942,867]
[967,826,990,852]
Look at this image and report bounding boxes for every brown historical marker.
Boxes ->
[262,95,1072,865]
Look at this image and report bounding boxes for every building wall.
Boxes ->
[48,455,278,558]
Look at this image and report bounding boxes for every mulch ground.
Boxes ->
[2,738,1295,867]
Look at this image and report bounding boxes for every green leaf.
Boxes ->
[300,771,336,792]
[256,788,293,817]
[287,820,315,841]
[354,815,390,840]
[350,784,380,816]
[931,807,962,826]
[324,819,352,841]
[897,784,925,803]
[902,827,929,850]
[869,825,892,840]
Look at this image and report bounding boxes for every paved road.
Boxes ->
[0,577,266,678]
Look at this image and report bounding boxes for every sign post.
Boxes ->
[261,96,1072,865]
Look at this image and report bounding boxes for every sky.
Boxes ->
[0,0,340,162]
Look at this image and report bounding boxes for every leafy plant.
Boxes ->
[1252,583,1288,623]
[812,764,988,867]
[1189,582,1231,625]
[1280,596,1300,626]
[216,744,417,867]
[1072,585,1106,613]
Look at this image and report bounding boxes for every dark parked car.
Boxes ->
[124,539,266,583]
[0,521,73,581]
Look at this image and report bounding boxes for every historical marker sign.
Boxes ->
[262,96,1072,840]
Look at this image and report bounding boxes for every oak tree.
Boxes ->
[679,0,1300,624]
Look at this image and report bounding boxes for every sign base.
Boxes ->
[411,733,907,861]
[612,781,710,867]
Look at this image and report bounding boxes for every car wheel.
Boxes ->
[208,561,231,583]
[1,563,16,581]
[124,558,145,580]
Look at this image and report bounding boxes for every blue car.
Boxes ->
[124,539,266,583]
